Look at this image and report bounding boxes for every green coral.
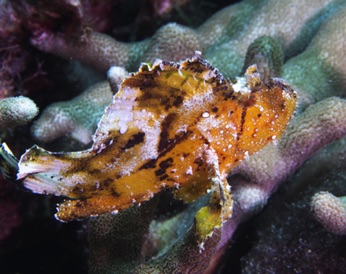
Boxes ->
[31,66,128,145]
[31,0,342,78]
[0,96,38,131]
[24,3,346,272]
[88,199,157,274]
[31,82,112,145]
[242,35,284,82]
[282,5,346,111]
[1,0,346,272]
[311,191,346,235]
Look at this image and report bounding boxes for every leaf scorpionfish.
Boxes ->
[13,55,297,244]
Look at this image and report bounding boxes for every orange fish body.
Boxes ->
[17,55,297,243]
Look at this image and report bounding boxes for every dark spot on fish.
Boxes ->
[72,185,83,193]
[101,178,113,187]
[222,91,235,100]
[139,130,190,171]
[75,200,87,208]
[155,158,174,176]
[75,202,82,208]
[194,157,204,167]
[212,106,218,112]
[121,132,145,151]
[173,95,184,107]
[158,113,177,152]
[139,159,157,170]
[90,169,101,175]
[110,187,120,197]
[238,93,255,140]
[244,96,256,107]
[159,174,169,181]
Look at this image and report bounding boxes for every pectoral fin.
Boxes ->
[194,146,233,247]
[195,177,232,247]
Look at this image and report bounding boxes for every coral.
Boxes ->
[31,65,127,145]
[107,66,128,92]
[31,81,112,145]
[29,0,344,76]
[282,4,346,110]
[151,0,191,17]
[311,191,346,235]
[89,194,222,274]
[0,1,26,98]
[242,35,284,82]
[0,0,346,273]
[204,0,345,77]
[88,199,157,273]
[233,138,346,273]
[141,22,201,66]
[32,31,144,73]
[29,0,346,145]
[0,96,38,131]
[0,0,69,98]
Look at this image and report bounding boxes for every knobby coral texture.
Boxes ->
[0,0,346,273]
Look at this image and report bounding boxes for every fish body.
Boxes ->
[17,55,296,242]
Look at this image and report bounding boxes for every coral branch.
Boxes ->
[31,65,128,144]
[31,31,143,72]
[311,191,346,235]
[1,0,346,272]
[283,6,346,110]
[31,81,112,144]
[0,96,38,131]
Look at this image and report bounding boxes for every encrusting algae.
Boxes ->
[12,55,296,245]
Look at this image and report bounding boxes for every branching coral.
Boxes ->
[88,199,157,273]
[0,0,346,273]
[32,31,142,73]
[204,0,345,76]
[0,1,27,98]
[0,96,38,131]
[25,0,345,77]
[311,191,346,235]
[31,65,128,145]
[234,137,346,273]
[31,81,112,145]
[26,0,346,146]
[242,35,284,82]
[282,4,346,110]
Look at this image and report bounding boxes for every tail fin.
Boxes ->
[18,145,81,196]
